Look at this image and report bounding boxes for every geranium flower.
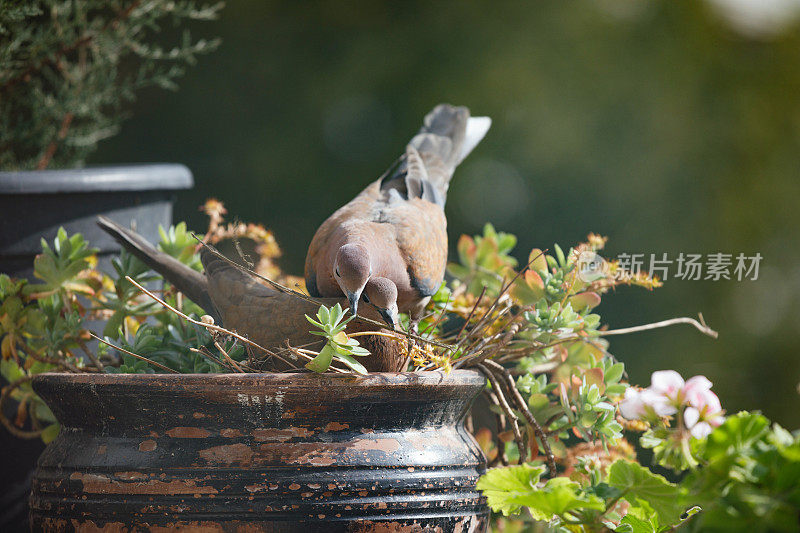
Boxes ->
[618,370,725,439]
[683,402,724,439]
[649,370,685,402]
[619,388,646,419]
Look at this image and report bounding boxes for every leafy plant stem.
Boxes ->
[0,376,44,439]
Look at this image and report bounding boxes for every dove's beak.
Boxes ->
[378,307,399,329]
[347,291,360,317]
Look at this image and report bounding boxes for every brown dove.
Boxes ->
[305,103,491,326]
[96,216,405,372]
[361,276,399,328]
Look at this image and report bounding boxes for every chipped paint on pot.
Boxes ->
[30,371,488,532]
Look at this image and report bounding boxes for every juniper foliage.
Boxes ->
[0,1,222,170]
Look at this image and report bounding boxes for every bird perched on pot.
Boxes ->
[96,216,407,371]
[304,103,491,327]
[361,276,399,329]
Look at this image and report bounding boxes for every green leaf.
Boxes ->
[348,345,371,357]
[40,423,60,444]
[554,243,566,267]
[0,358,25,383]
[608,460,691,529]
[605,362,625,384]
[317,304,330,324]
[518,476,605,521]
[305,344,335,373]
[336,353,368,374]
[615,512,659,533]
[476,463,546,515]
[305,315,325,329]
[478,465,604,520]
[700,411,770,462]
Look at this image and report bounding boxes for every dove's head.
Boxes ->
[333,243,372,316]
[363,277,399,328]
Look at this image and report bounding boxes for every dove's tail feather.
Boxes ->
[458,115,492,164]
[96,216,219,321]
[383,104,490,206]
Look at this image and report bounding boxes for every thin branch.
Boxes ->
[36,112,73,170]
[483,359,557,475]
[484,390,509,467]
[124,275,295,369]
[598,314,718,339]
[89,332,178,374]
[478,363,526,464]
[462,249,546,344]
[425,290,453,339]
[190,347,236,373]
[77,338,105,372]
[212,339,244,373]
[453,286,486,341]
[25,349,93,374]
[347,331,403,340]
[453,306,526,369]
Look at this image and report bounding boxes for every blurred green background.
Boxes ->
[93,0,800,427]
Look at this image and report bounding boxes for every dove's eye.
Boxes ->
[362,293,370,304]
[335,268,340,277]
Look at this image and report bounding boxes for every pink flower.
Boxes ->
[618,371,724,433]
[683,405,724,439]
[619,388,646,419]
[683,407,713,439]
[650,370,685,401]
[619,387,677,420]
[684,375,712,396]
[684,377,721,414]
[640,387,678,416]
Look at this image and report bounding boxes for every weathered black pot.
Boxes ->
[29,371,489,532]
[0,164,193,279]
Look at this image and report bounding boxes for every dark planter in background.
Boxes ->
[0,164,193,279]
[0,164,192,532]
[30,371,488,532]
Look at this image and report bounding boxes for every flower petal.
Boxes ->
[684,406,700,428]
[684,375,712,394]
[650,370,685,397]
[619,388,646,420]
[641,388,677,416]
[687,388,722,414]
[690,421,712,439]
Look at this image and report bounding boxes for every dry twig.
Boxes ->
[89,332,178,374]
[483,359,557,475]
[598,314,718,339]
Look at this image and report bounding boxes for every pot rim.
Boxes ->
[0,163,193,194]
[32,369,485,387]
